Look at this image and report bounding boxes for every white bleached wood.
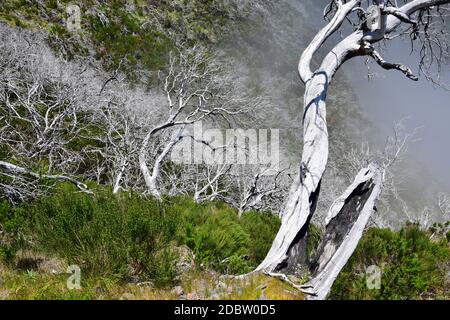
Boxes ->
[298,0,362,83]
[304,164,383,300]
[0,160,92,194]
[258,0,450,298]
[113,159,128,194]
[256,30,363,273]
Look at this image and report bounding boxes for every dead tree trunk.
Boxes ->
[137,47,247,199]
[139,127,186,200]
[113,159,128,194]
[257,0,450,299]
[304,164,383,300]
[0,160,92,195]
[256,72,331,272]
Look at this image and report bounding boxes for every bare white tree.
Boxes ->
[92,102,142,194]
[0,27,96,202]
[254,0,450,300]
[138,47,249,199]
[338,119,422,225]
[438,193,450,217]
[225,166,290,218]
[0,27,258,205]
[193,163,232,204]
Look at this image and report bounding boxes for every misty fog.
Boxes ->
[220,0,450,224]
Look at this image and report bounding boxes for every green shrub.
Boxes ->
[306,223,323,260]
[0,200,11,226]
[240,211,281,264]
[0,0,241,82]
[5,185,179,286]
[1,187,280,282]
[331,224,450,300]
[0,200,16,263]
[187,209,251,273]
[171,198,280,274]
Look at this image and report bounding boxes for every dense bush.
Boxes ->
[0,185,280,285]
[331,224,450,300]
[173,198,280,274]
[2,185,450,298]
[0,200,15,262]
[240,211,281,264]
[2,185,180,285]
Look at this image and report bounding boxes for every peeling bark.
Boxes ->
[304,164,383,300]
[256,31,362,273]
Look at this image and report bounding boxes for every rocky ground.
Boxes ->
[0,248,303,300]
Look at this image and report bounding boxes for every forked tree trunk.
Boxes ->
[139,128,186,200]
[255,0,384,298]
[257,0,448,300]
[257,30,363,274]
[139,159,161,199]
[256,53,384,297]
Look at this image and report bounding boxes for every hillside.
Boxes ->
[1,184,449,300]
[0,0,449,301]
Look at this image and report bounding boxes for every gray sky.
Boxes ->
[220,0,450,218]
[344,39,450,193]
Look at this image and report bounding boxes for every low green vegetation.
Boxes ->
[1,185,449,299]
[0,0,243,81]
[0,266,304,300]
[178,200,280,274]
[331,224,450,300]
[0,183,280,288]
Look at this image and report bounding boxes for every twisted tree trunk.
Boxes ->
[257,28,364,273]
[257,0,449,299]
[256,72,331,272]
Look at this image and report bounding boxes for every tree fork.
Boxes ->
[256,0,450,299]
